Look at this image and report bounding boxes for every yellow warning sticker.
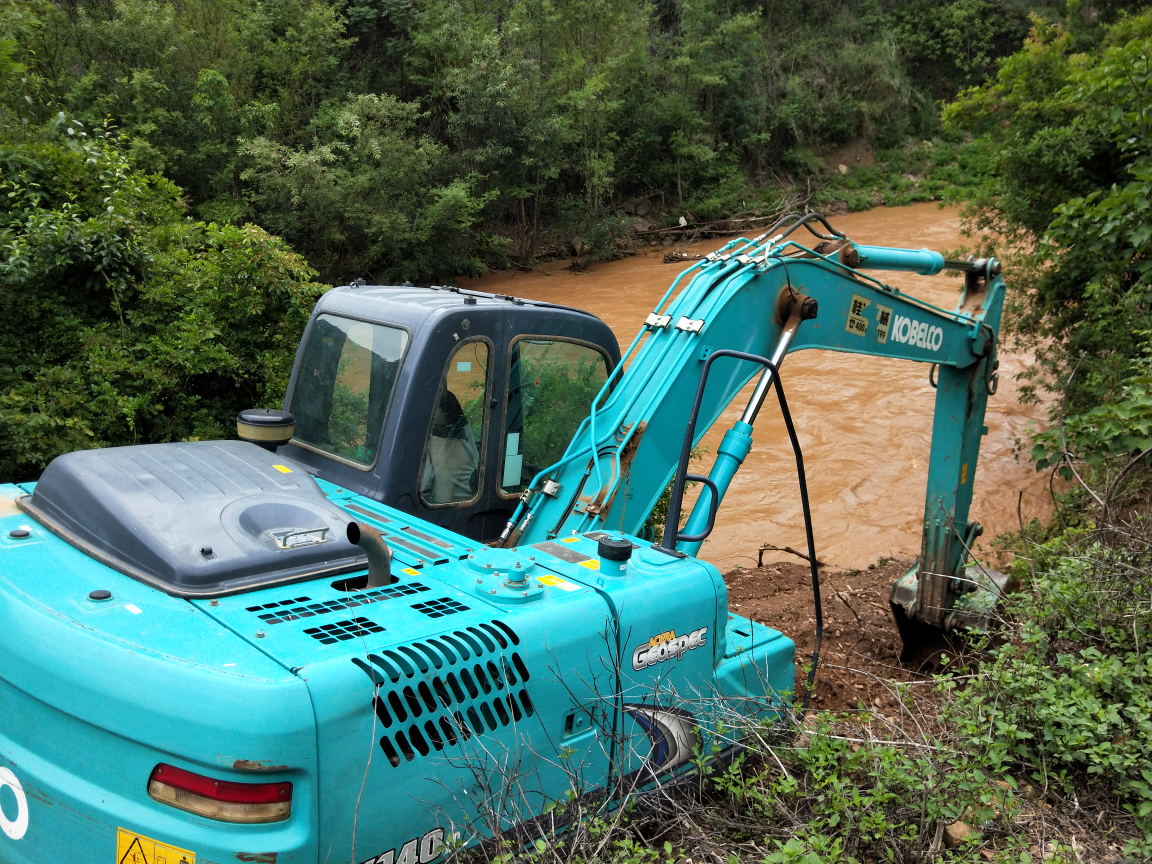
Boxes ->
[874,303,893,344]
[116,827,195,864]
[846,294,871,337]
[401,567,421,576]
[561,537,581,543]
[536,573,582,592]
[272,464,292,473]
[578,560,600,571]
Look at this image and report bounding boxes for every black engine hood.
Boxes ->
[19,441,367,597]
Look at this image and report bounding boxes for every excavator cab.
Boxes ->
[276,285,620,543]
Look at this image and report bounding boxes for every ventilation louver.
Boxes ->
[410,597,470,618]
[351,621,535,767]
[246,583,430,626]
[304,617,385,644]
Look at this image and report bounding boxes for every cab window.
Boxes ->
[289,314,408,466]
[420,340,490,505]
[501,339,609,494]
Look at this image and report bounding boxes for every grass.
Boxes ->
[812,138,994,214]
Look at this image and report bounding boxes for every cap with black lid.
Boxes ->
[597,535,633,576]
[236,408,295,451]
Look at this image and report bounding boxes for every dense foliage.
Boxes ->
[0,119,324,481]
[2,0,1071,481]
[949,526,1152,856]
[4,0,1050,285]
[944,8,1152,500]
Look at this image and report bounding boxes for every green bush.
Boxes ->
[945,10,1152,489]
[0,119,324,481]
[945,529,1152,856]
[714,718,1010,862]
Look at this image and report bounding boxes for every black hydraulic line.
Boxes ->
[755,212,802,240]
[776,212,845,243]
[771,360,824,713]
[547,461,592,539]
[660,349,823,710]
[980,323,1000,395]
[694,256,753,304]
[753,212,844,246]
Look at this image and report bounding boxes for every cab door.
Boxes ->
[496,335,611,500]
[409,302,619,543]
[414,321,503,541]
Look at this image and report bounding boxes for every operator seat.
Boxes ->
[420,389,479,504]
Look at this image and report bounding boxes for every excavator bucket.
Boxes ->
[889,562,1011,664]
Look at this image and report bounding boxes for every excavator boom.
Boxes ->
[503,214,1005,655]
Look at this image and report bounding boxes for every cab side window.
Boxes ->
[420,340,490,505]
[290,314,408,466]
[501,339,608,494]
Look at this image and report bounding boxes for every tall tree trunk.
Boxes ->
[529,168,541,266]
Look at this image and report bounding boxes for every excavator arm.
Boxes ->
[499,214,1004,656]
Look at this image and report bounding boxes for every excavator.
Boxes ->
[0,214,1004,864]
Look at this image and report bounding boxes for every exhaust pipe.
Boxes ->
[346,521,395,587]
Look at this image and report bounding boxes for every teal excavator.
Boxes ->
[0,213,1003,862]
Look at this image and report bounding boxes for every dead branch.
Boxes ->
[758,543,826,567]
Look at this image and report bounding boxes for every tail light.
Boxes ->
[148,764,292,824]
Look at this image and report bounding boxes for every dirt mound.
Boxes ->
[724,557,932,712]
[820,136,876,172]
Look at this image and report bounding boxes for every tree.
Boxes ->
[240,93,497,284]
[0,118,325,481]
[945,9,1152,497]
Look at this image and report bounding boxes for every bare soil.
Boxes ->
[819,135,877,172]
[723,557,937,713]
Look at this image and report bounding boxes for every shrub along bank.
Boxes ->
[0,119,325,481]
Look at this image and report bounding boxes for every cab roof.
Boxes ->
[315,284,604,330]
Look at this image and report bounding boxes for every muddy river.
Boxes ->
[470,203,1051,571]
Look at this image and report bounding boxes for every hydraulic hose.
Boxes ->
[502,229,788,543]
[587,238,765,494]
[770,363,824,713]
[500,248,743,542]
[662,349,823,712]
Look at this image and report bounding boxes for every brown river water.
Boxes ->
[470,203,1052,571]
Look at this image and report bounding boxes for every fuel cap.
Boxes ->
[597,536,633,561]
[598,535,633,576]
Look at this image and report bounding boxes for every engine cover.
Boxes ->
[18,440,366,596]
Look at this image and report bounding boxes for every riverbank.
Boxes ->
[503,138,991,268]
